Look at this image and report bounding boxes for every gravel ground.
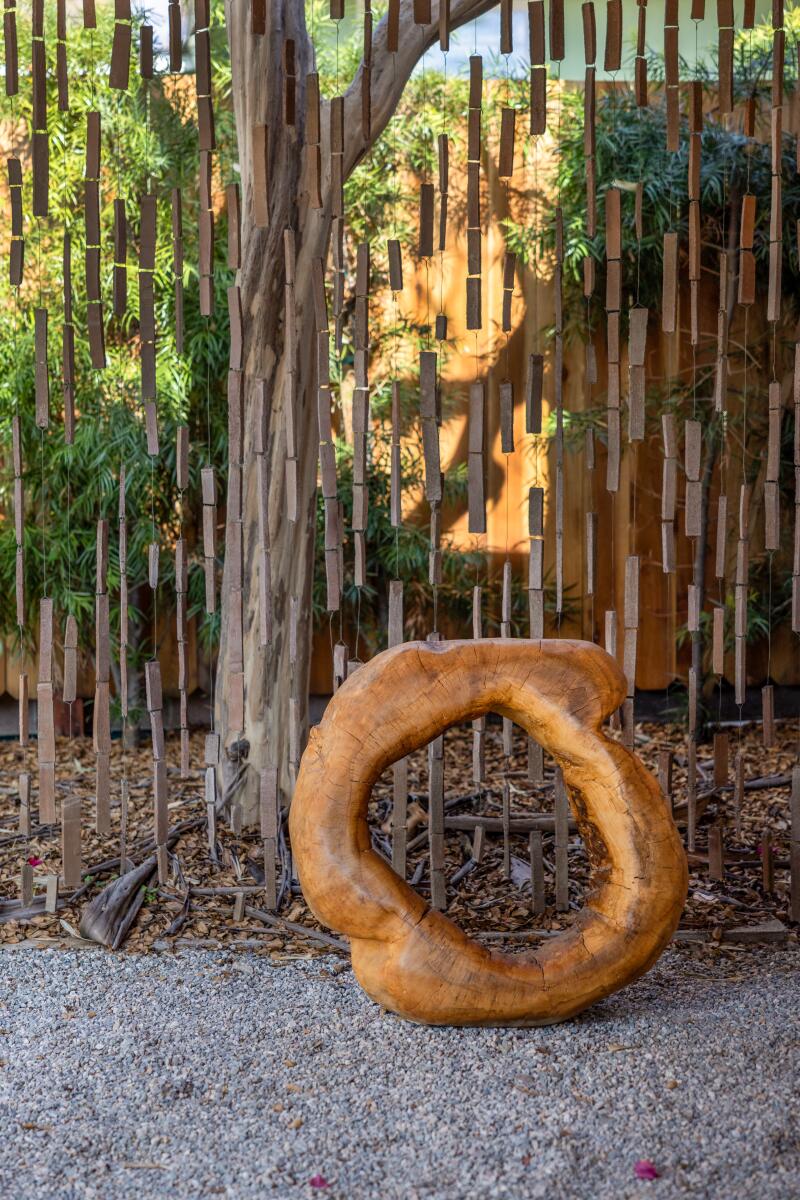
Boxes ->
[0,945,798,1200]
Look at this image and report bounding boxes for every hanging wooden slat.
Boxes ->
[529,0,546,135]
[288,592,300,785]
[362,5,372,142]
[112,198,127,318]
[584,51,596,238]
[283,230,298,521]
[707,823,724,881]
[468,381,485,534]
[330,95,344,223]
[501,251,515,335]
[664,748,679,815]
[139,193,157,401]
[201,466,217,614]
[19,671,28,747]
[526,353,543,434]
[109,0,132,91]
[501,560,514,760]
[67,269,89,419]
[605,188,621,493]
[664,0,680,151]
[8,156,23,286]
[528,487,545,647]
[735,485,750,706]
[715,252,730,412]
[305,72,322,208]
[31,0,48,218]
[586,510,598,596]
[794,345,800,632]
[471,587,486,785]
[713,731,729,788]
[225,183,241,271]
[553,205,565,613]
[791,767,800,923]
[139,22,153,79]
[353,242,371,552]
[195,0,215,151]
[37,599,56,826]
[175,533,189,777]
[687,81,702,347]
[420,350,442,506]
[429,730,446,911]
[388,580,408,877]
[713,605,725,675]
[768,11,784,324]
[20,862,33,906]
[529,831,545,913]
[204,732,219,855]
[146,660,168,883]
[628,306,648,442]
[634,0,647,105]
[762,683,776,748]
[4,0,18,97]
[95,519,111,836]
[391,376,402,523]
[718,0,734,114]
[500,0,513,52]
[195,150,213,321]
[437,133,449,255]
[259,767,278,910]
[685,419,702,540]
[662,231,678,335]
[56,0,68,110]
[418,182,434,259]
[226,359,246,744]
[554,768,569,912]
[169,0,183,72]
[762,827,775,893]
[765,381,781,551]
[466,55,482,331]
[282,37,296,127]
[498,107,515,180]
[254,379,273,648]
[171,188,184,353]
[85,112,106,369]
[62,613,78,706]
[34,307,48,429]
[622,555,639,749]
[316,288,340,612]
[550,0,565,59]
[118,467,128,726]
[604,0,621,72]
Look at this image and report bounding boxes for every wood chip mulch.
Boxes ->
[0,718,796,960]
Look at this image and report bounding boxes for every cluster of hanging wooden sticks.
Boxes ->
[5,1,238,900]
[3,0,800,933]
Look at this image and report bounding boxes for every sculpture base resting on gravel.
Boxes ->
[289,639,688,1027]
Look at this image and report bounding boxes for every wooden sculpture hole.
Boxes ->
[290,638,688,1027]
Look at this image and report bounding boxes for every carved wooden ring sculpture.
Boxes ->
[290,639,688,1026]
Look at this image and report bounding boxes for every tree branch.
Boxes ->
[343,0,501,178]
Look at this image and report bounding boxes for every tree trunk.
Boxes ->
[220,0,500,822]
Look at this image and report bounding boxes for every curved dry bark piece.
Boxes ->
[290,639,687,1027]
[79,855,156,950]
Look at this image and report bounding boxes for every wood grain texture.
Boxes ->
[290,638,687,1026]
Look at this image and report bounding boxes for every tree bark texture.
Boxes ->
[220,1,500,821]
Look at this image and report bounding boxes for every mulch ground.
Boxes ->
[0,716,796,960]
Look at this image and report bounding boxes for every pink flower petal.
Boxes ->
[26,856,43,867]
[634,1160,660,1180]
[309,1176,330,1190]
